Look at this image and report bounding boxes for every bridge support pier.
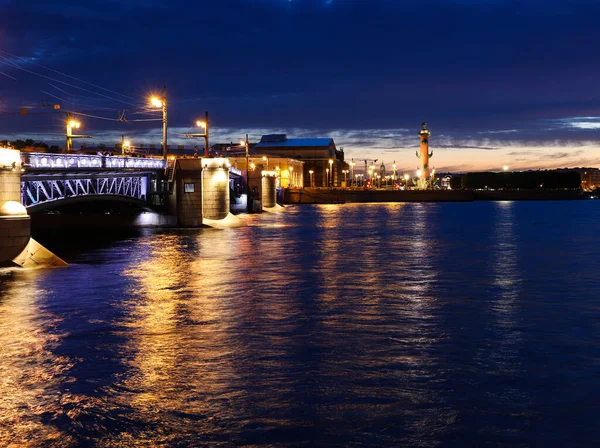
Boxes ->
[0,148,65,267]
[0,149,31,265]
[202,158,240,228]
[261,171,279,211]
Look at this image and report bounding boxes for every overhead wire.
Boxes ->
[0,49,138,102]
[0,71,17,80]
[48,82,120,104]
[0,55,141,108]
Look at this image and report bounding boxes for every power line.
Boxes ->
[0,71,17,80]
[0,49,138,102]
[48,82,121,105]
[0,55,141,108]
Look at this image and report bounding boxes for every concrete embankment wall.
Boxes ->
[283,188,475,204]
[472,190,584,201]
[283,188,585,204]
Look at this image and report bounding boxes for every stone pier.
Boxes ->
[0,148,31,265]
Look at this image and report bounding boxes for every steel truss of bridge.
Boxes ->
[21,172,154,208]
[22,152,166,171]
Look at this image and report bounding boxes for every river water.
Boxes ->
[1,201,599,447]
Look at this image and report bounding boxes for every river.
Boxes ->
[1,201,599,447]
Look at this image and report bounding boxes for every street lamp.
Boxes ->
[350,160,355,187]
[289,166,294,187]
[262,156,269,170]
[121,134,131,156]
[240,135,250,213]
[309,169,314,187]
[65,113,90,152]
[328,159,334,187]
[185,112,209,157]
[393,162,397,185]
[326,168,329,187]
[150,85,167,160]
[404,173,410,189]
[342,169,348,186]
[66,118,80,152]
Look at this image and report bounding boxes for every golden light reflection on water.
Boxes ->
[98,232,238,445]
[0,270,78,447]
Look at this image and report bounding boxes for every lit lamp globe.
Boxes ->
[0,201,28,217]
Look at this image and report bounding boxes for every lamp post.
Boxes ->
[121,135,131,156]
[150,86,168,160]
[393,161,397,186]
[328,158,334,188]
[240,135,250,213]
[326,168,329,187]
[404,173,410,190]
[342,169,348,186]
[262,156,269,170]
[66,114,80,152]
[65,113,91,152]
[309,169,314,187]
[289,166,294,188]
[184,112,209,157]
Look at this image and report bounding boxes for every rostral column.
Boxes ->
[416,122,433,189]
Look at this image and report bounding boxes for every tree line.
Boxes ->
[1,139,61,153]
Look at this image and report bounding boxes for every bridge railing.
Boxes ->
[22,153,166,170]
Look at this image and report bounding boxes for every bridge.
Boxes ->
[18,152,248,213]
[20,152,166,211]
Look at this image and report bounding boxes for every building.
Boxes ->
[254,134,348,187]
[572,168,600,190]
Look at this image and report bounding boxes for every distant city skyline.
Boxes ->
[1,0,600,171]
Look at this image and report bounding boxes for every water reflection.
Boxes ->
[96,231,238,445]
[0,202,598,446]
[0,270,76,447]
[487,202,524,374]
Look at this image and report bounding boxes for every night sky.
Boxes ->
[1,0,600,172]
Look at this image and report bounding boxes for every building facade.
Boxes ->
[254,134,348,187]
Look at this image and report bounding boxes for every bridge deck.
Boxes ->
[22,152,166,171]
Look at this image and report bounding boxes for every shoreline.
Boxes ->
[282,188,586,204]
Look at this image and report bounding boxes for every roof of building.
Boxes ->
[256,137,334,148]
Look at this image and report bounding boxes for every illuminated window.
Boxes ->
[184,183,195,193]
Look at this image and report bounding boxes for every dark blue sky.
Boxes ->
[1,0,600,170]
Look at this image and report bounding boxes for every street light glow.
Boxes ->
[404,174,410,181]
[417,170,422,177]
[150,97,163,108]
[69,120,80,128]
[196,120,207,128]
